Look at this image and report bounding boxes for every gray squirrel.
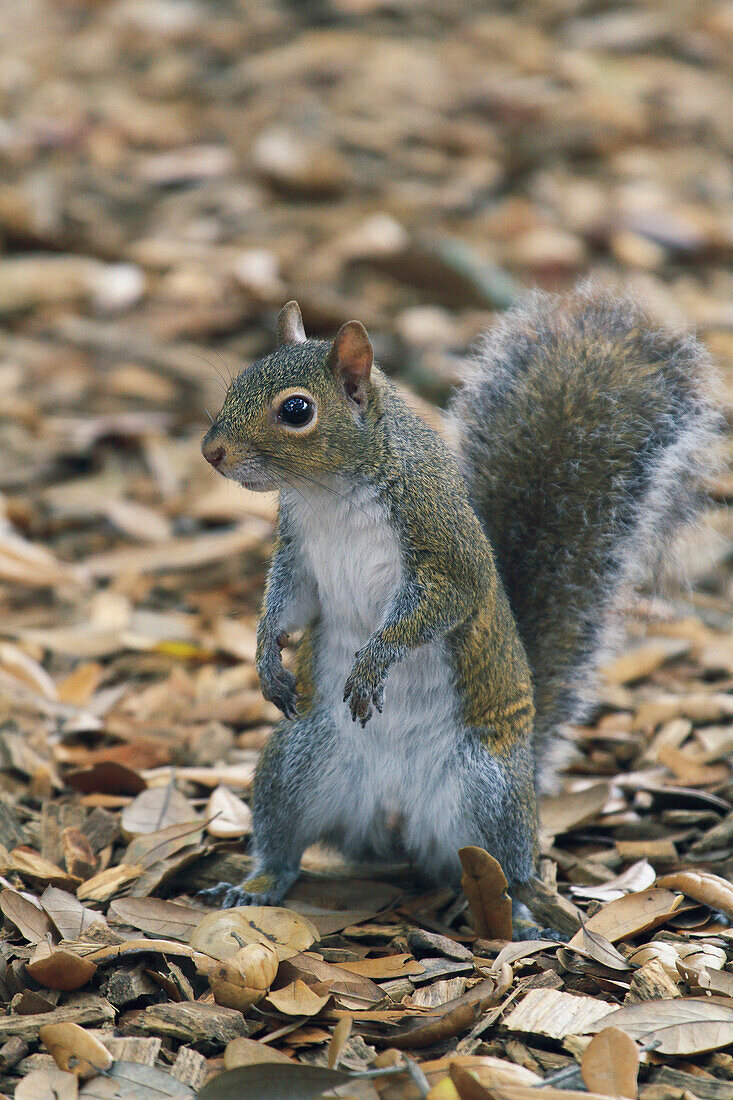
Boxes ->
[200,283,718,934]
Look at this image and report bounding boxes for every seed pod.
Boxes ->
[209,940,279,1011]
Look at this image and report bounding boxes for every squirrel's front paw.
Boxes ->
[257,653,298,721]
[343,654,386,727]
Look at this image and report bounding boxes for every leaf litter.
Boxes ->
[1,0,733,1097]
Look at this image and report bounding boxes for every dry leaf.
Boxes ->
[459,846,512,939]
[206,786,253,838]
[15,1068,78,1100]
[27,944,98,991]
[656,870,733,920]
[76,863,142,903]
[541,783,609,837]
[0,887,56,943]
[503,988,613,1040]
[266,978,330,1017]
[328,1017,352,1069]
[109,896,203,940]
[120,785,199,839]
[190,906,319,962]
[39,1021,113,1079]
[581,1027,639,1098]
[339,953,424,979]
[40,887,106,940]
[567,889,684,947]
[223,1036,293,1069]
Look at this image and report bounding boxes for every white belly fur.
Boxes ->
[286,483,468,873]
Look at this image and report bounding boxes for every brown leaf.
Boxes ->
[328,1016,352,1069]
[266,979,330,1017]
[190,906,319,962]
[581,1027,639,1098]
[566,888,684,947]
[339,953,424,979]
[15,1068,78,1100]
[541,783,609,837]
[109,896,204,941]
[26,945,97,992]
[40,887,107,940]
[656,870,733,920]
[459,846,512,939]
[503,988,613,1040]
[223,1037,293,1069]
[76,863,142,903]
[39,1021,113,1079]
[120,785,200,839]
[0,887,56,943]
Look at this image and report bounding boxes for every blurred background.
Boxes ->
[1,0,733,797]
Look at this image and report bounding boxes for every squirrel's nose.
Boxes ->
[202,431,226,469]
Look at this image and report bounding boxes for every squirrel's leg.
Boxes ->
[198,711,334,908]
[454,735,565,940]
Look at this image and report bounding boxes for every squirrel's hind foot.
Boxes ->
[197,869,296,909]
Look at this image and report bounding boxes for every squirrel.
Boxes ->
[200,283,718,932]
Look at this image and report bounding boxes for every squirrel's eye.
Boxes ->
[278,395,314,428]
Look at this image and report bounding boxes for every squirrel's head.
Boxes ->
[201,301,374,490]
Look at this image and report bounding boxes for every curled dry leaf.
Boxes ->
[206,786,253,838]
[581,1027,639,1099]
[209,941,279,1011]
[39,1021,113,1079]
[76,863,143,903]
[458,846,512,940]
[656,870,733,920]
[190,906,319,962]
[26,944,97,992]
[0,887,56,943]
[567,889,684,947]
[266,978,330,1017]
[328,1016,353,1069]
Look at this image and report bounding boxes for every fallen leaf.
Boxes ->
[196,1064,352,1100]
[266,978,330,1017]
[27,944,98,992]
[581,1027,639,1098]
[15,1068,78,1100]
[41,887,107,939]
[0,887,56,943]
[567,889,684,947]
[223,1036,293,1069]
[206,786,253,838]
[120,785,199,839]
[541,783,610,836]
[190,906,319,962]
[39,1021,113,1079]
[656,870,733,920]
[459,846,512,939]
[109,896,203,941]
[503,988,613,1040]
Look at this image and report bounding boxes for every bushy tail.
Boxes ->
[451,283,721,793]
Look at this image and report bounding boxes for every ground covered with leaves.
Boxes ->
[2,0,733,1097]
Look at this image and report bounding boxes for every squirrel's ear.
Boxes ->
[277,301,306,347]
[327,321,373,410]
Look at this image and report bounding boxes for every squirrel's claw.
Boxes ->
[343,663,386,726]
